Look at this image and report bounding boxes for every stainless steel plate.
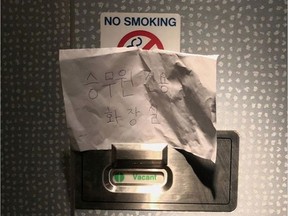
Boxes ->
[72,131,239,211]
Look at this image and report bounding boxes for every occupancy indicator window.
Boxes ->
[111,170,165,185]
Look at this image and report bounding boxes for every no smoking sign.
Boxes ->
[118,30,164,50]
[101,13,180,51]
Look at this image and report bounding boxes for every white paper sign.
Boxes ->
[101,13,181,51]
[59,48,217,162]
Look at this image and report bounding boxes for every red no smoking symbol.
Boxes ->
[117,30,164,50]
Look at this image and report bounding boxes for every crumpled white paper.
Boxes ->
[59,48,218,162]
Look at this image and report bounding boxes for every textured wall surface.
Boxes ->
[1,0,287,216]
[1,0,71,215]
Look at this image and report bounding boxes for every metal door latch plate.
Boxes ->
[71,131,239,212]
